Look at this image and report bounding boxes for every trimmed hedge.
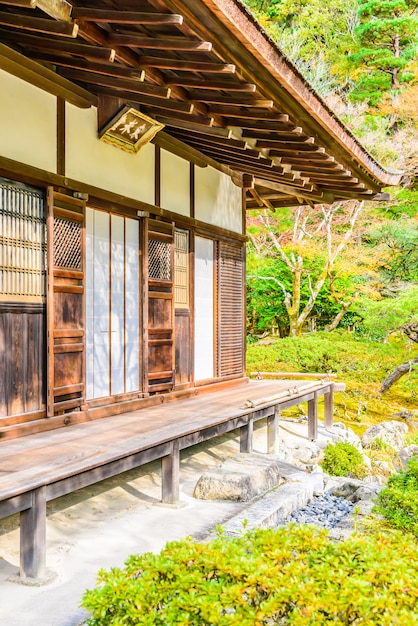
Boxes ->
[82,525,418,625]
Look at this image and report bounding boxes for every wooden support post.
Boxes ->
[240,417,253,453]
[324,387,334,429]
[20,486,46,580]
[161,440,180,504]
[308,393,318,441]
[267,406,280,454]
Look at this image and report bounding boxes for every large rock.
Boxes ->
[193,453,286,501]
[329,423,362,450]
[399,445,418,469]
[328,477,381,502]
[280,439,321,467]
[361,421,408,451]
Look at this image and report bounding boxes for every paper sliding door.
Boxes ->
[194,236,214,381]
[86,209,140,400]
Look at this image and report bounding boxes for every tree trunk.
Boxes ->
[380,357,418,393]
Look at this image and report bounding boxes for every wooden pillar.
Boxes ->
[308,393,318,441]
[324,387,334,428]
[161,440,180,504]
[20,486,46,580]
[267,405,280,454]
[240,417,253,453]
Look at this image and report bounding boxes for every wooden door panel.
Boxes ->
[47,189,86,416]
[145,219,174,393]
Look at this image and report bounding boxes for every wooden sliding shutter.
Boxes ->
[145,218,174,393]
[217,240,245,378]
[47,189,85,416]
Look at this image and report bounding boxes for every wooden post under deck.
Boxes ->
[240,417,253,453]
[324,387,334,428]
[308,393,318,441]
[267,405,280,454]
[161,440,180,504]
[20,486,46,580]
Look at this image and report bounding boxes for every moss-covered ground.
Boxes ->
[246,330,418,435]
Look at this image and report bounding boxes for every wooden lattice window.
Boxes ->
[174,229,189,308]
[53,216,82,270]
[0,178,46,301]
[148,238,171,281]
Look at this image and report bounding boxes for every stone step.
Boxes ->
[220,462,324,536]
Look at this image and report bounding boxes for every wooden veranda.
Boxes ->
[0,378,335,581]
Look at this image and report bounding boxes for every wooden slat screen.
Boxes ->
[0,178,46,302]
[217,240,245,378]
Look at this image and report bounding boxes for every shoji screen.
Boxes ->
[86,209,140,400]
[194,236,214,381]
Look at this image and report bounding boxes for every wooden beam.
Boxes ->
[0,0,36,6]
[108,33,213,51]
[31,52,145,80]
[0,11,78,37]
[189,91,274,107]
[161,440,180,505]
[172,128,247,148]
[147,108,214,127]
[151,116,230,134]
[278,154,336,164]
[138,56,236,73]
[267,406,280,454]
[94,86,194,113]
[254,177,332,204]
[324,388,334,429]
[0,29,116,60]
[308,394,318,441]
[153,131,208,168]
[243,131,311,143]
[20,487,46,579]
[58,68,171,98]
[72,8,184,25]
[167,77,256,91]
[0,42,96,107]
[259,143,324,153]
[208,105,288,120]
[36,0,72,22]
[240,418,254,453]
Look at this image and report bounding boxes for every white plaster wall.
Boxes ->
[0,69,56,173]
[194,236,214,381]
[65,104,155,205]
[160,149,190,216]
[195,166,242,233]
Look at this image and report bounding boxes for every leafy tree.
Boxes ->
[247,201,370,336]
[349,0,418,106]
[243,0,358,95]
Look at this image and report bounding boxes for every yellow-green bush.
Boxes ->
[82,525,418,625]
[321,441,367,478]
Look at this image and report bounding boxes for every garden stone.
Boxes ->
[361,421,408,451]
[282,440,321,466]
[347,484,381,503]
[398,445,418,469]
[193,453,285,501]
[328,478,364,498]
[329,423,362,451]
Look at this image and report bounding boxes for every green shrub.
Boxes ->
[405,432,418,446]
[374,456,418,538]
[321,441,367,478]
[82,525,418,625]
